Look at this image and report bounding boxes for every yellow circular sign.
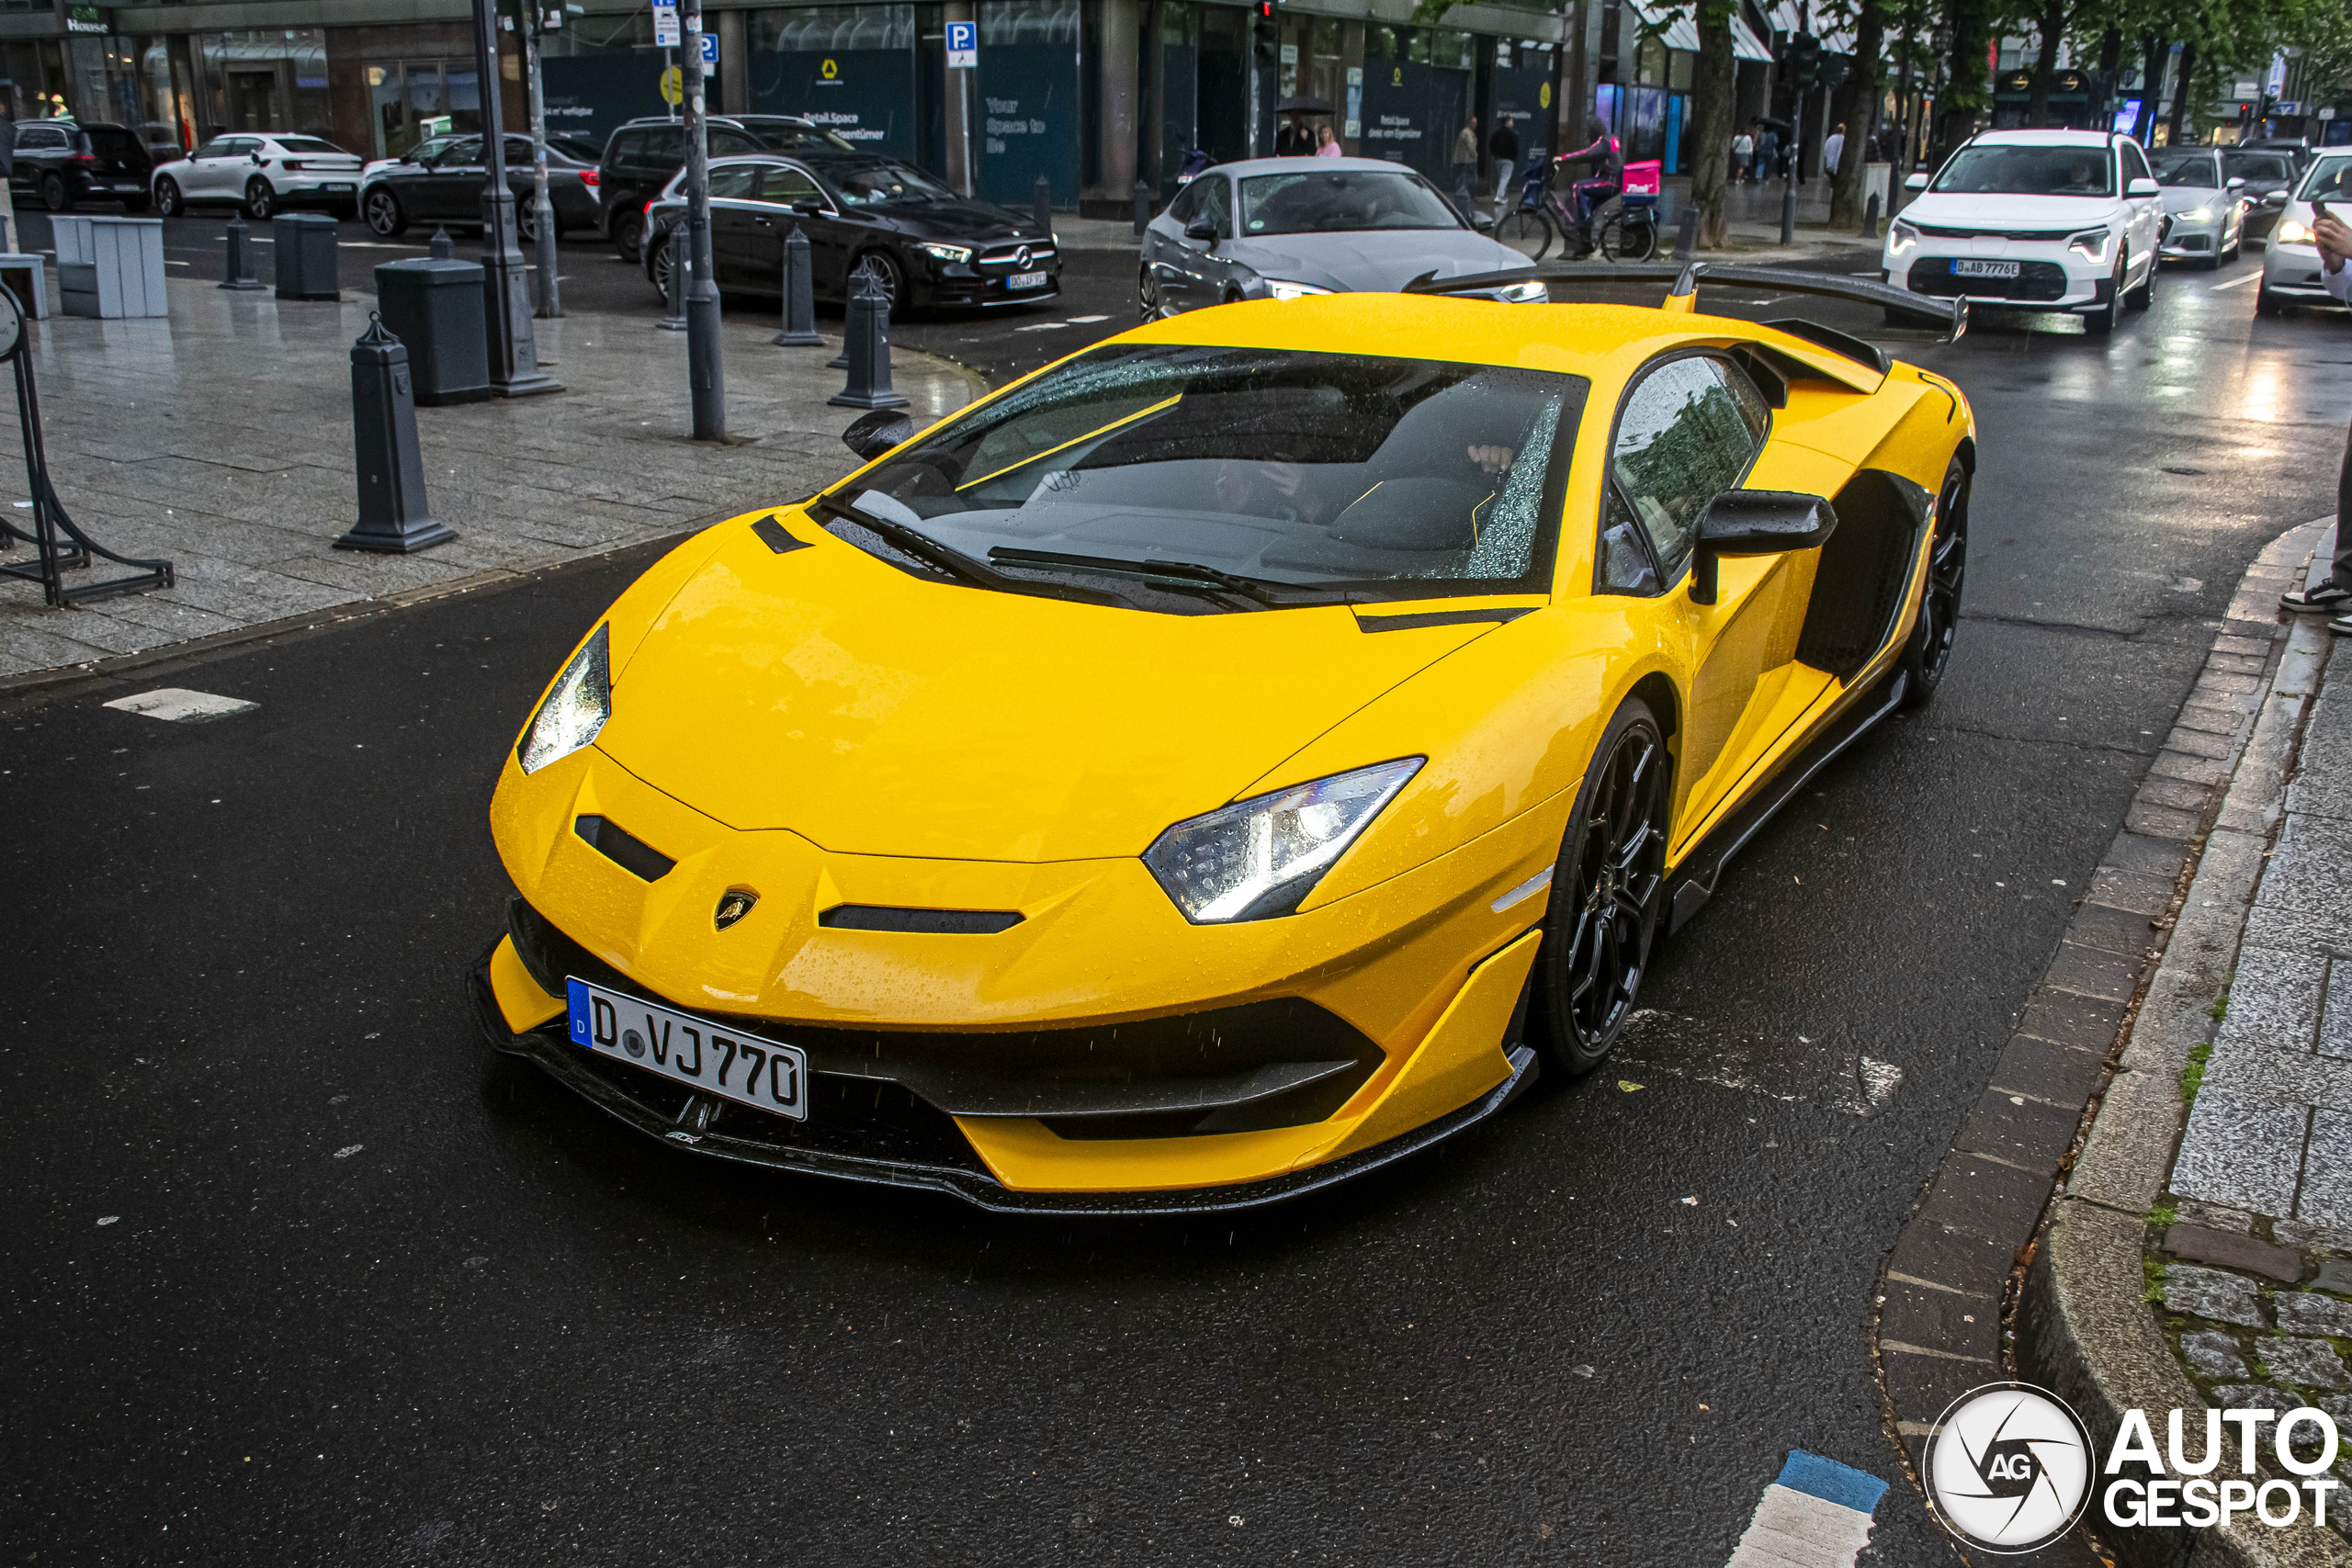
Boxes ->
[1540,81,1552,109]
[659,64,683,105]
[821,57,840,80]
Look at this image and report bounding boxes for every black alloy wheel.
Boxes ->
[243,178,277,220]
[1137,264,1163,321]
[854,249,906,311]
[648,230,674,299]
[1900,456,1970,709]
[612,209,644,263]
[362,186,405,237]
[40,172,71,213]
[153,176,183,218]
[1527,698,1670,1075]
[516,200,537,244]
[2083,254,2123,334]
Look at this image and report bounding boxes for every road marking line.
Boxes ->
[103,687,259,723]
[1880,1338,1995,1364]
[2212,270,2263,290]
[1725,1451,1887,1568]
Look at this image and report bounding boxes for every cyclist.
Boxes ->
[1555,118,1623,256]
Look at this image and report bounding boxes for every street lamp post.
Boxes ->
[680,0,725,440]
[522,2,561,319]
[469,0,559,396]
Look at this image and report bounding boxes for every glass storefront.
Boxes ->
[976,0,1080,204]
[198,29,334,140]
[752,4,919,159]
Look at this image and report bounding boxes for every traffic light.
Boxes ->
[1784,33,1823,93]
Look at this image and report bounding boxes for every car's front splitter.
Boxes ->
[468,946,1538,1214]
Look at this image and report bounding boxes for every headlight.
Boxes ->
[2278,218,2315,244]
[1496,280,1548,303]
[517,625,610,774]
[1887,220,1918,255]
[917,242,973,265]
[1262,278,1331,301]
[2066,228,2111,264]
[1144,758,1422,923]
[2177,206,2213,223]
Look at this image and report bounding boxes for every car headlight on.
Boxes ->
[1262,278,1331,301]
[2177,206,2213,223]
[2066,228,2111,264]
[917,242,973,265]
[2278,217,2315,244]
[1887,220,1919,255]
[1495,280,1548,303]
[517,625,611,774]
[1144,758,1423,923]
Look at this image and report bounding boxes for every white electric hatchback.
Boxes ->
[1883,129,2165,333]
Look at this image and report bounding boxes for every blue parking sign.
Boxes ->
[945,20,977,68]
[697,30,718,64]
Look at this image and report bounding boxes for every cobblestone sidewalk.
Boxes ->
[0,276,982,682]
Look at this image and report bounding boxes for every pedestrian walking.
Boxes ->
[1489,117,1521,206]
[1315,123,1343,158]
[1453,117,1479,205]
[1824,122,1846,179]
[2282,204,2352,627]
[1731,126,1754,184]
[1754,125,1780,184]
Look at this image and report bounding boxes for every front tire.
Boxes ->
[2083,255,2123,334]
[2126,251,2154,309]
[612,209,644,263]
[1900,457,1970,709]
[362,186,406,237]
[1137,264,1167,321]
[40,173,72,213]
[1525,698,1670,1076]
[853,249,906,312]
[2256,280,2284,316]
[243,178,277,221]
[153,176,183,218]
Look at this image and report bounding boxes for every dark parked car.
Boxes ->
[642,152,1058,311]
[600,114,854,260]
[358,133,601,241]
[9,118,151,212]
[2222,148,2299,238]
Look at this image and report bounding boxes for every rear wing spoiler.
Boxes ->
[1404,260,1967,344]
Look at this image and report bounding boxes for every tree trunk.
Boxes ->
[1828,0,1885,227]
[2026,0,2066,129]
[2166,39,2196,145]
[2132,34,2165,144]
[1690,0,1736,247]
[1936,0,1994,162]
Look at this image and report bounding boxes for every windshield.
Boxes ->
[828,161,958,205]
[833,344,1585,605]
[2297,156,2352,202]
[2149,150,2220,187]
[745,122,857,153]
[1933,144,2114,197]
[1237,170,1464,235]
[274,136,348,156]
[2224,152,2292,182]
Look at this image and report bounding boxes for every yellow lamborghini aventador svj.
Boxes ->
[473,266,1975,1213]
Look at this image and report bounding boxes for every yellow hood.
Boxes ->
[592,516,1488,863]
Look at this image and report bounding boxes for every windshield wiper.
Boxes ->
[817,496,1120,607]
[989,547,1330,608]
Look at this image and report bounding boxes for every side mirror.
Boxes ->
[1904,172,1929,190]
[2127,176,2159,197]
[1183,219,1218,244]
[1689,491,1838,604]
[2226,175,2246,189]
[842,408,915,462]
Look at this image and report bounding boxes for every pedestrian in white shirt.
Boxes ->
[1731,128,1753,184]
[1824,124,1846,178]
[2280,208,2352,629]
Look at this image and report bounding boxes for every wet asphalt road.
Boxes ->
[4,243,2350,1565]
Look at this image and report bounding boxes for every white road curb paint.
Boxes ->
[103,688,259,723]
[1725,1451,1888,1568]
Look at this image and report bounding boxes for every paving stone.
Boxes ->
[2276,1217,2352,1252]
[1989,1032,2109,1109]
[2298,1110,2352,1230]
[2164,1224,2306,1283]
[2062,900,2162,960]
[2178,701,2255,735]
[2243,899,2352,964]
[2324,958,2352,1064]
[2214,1382,2297,1414]
[1876,1279,2000,1364]
[1955,1089,2085,1179]
[2262,1336,2352,1388]
[2182,1328,2250,1378]
[2102,828,2194,878]
[2136,773,2215,814]
[2042,940,2143,1003]
[2163,1263,2269,1325]
[2015,989,2129,1053]
[2317,1259,2352,1293]
[1917,1148,2059,1246]
[2205,1049,2352,1115]
[2256,818,2352,916]
[2172,1092,2309,1219]
[2175,1199,2255,1233]
[2127,800,2206,840]
[2208,650,2272,677]
[2276,1293,2352,1336]
[2086,866,2178,919]
[2169,719,2245,757]
[2216,944,2326,1057]
[2150,749,2232,786]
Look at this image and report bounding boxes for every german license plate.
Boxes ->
[1006,270,1048,289]
[566,977,808,1121]
[322,182,355,191]
[1951,258,2020,279]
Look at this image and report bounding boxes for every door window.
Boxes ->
[2121,142,2152,188]
[18,126,67,151]
[1194,175,1232,237]
[707,164,760,199]
[1600,355,1769,588]
[1165,182,1200,224]
[188,140,228,161]
[756,164,825,207]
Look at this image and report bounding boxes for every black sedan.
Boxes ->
[642,153,1058,312]
[2223,148,2299,239]
[359,134,601,242]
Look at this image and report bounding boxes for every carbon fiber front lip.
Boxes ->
[468,952,1536,1215]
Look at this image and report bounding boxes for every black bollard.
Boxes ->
[1031,174,1053,240]
[219,217,266,291]
[827,260,868,369]
[1861,190,1881,239]
[336,314,456,554]
[657,226,688,332]
[1673,207,1699,261]
[1133,180,1149,238]
[429,225,454,261]
[775,225,822,346]
[828,266,910,412]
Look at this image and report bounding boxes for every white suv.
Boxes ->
[1883,129,2165,334]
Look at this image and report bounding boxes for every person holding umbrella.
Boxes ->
[1274,96,1330,158]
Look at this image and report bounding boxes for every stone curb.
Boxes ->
[1866,515,2337,1563]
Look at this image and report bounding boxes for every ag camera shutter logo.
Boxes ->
[1923,1383,2093,1552]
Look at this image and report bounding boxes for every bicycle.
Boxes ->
[1493,158,1660,263]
